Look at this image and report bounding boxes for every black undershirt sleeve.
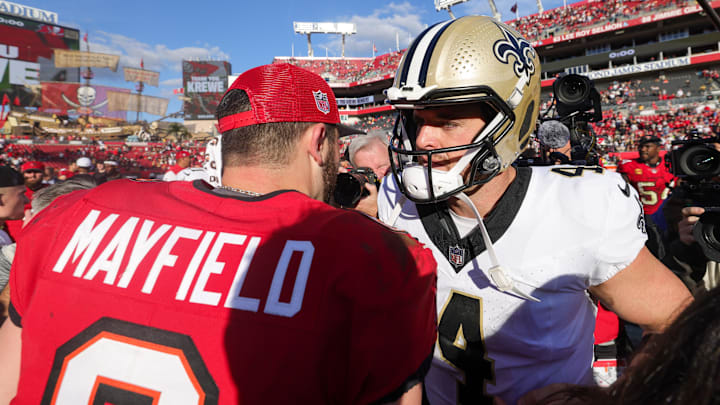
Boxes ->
[9,301,21,328]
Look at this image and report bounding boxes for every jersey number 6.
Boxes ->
[41,317,218,405]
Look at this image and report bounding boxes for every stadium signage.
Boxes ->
[0,1,57,24]
[587,56,690,80]
[0,43,39,86]
[0,14,22,26]
[609,49,635,59]
[533,0,720,47]
[336,95,374,106]
[640,5,702,24]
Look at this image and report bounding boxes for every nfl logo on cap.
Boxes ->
[313,90,330,115]
[448,245,465,267]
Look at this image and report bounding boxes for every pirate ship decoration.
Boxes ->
[47,33,168,122]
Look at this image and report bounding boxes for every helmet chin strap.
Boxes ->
[454,192,541,302]
[397,112,506,202]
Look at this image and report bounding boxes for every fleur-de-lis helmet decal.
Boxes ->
[493,22,537,84]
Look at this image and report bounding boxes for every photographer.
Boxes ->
[336,131,389,217]
[657,139,720,291]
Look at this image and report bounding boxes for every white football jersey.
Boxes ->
[176,167,210,182]
[378,165,647,405]
[162,170,178,182]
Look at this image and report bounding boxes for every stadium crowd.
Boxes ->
[277,51,403,83]
[510,0,689,42]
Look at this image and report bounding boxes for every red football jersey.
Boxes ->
[10,180,437,404]
[616,159,675,215]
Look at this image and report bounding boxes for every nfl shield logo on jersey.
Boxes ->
[448,245,465,267]
[313,91,330,114]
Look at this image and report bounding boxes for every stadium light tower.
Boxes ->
[435,0,470,19]
[486,0,502,21]
[537,0,544,13]
[293,22,357,58]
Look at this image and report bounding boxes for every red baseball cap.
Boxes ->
[217,63,364,138]
[21,161,45,172]
[58,168,74,178]
[176,151,191,160]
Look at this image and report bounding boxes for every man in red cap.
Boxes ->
[162,150,191,181]
[5,162,47,240]
[0,63,436,404]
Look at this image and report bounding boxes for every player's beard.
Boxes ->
[322,147,339,204]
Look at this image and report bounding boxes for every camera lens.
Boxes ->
[334,173,364,207]
[557,75,591,105]
[679,145,720,177]
[694,212,720,262]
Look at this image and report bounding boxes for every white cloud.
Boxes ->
[90,31,229,73]
[76,31,230,103]
[160,78,183,87]
[315,2,428,57]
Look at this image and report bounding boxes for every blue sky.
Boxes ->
[15,0,568,119]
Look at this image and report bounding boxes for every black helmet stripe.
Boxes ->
[399,20,449,87]
[419,19,457,88]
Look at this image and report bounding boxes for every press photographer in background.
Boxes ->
[533,74,603,167]
[655,134,720,292]
[334,131,390,217]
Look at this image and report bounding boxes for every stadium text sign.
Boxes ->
[0,1,56,23]
[182,61,231,120]
[0,43,39,86]
[186,76,225,93]
[533,0,720,47]
[587,57,690,80]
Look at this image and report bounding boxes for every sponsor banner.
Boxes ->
[107,91,168,116]
[532,1,720,47]
[54,49,120,72]
[586,56,690,80]
[336,95,375,106]
[40,82,129,119]
[182,60,231,120]
[124,67,160,87]
[0,12,79,107]
[100,127,123,134]
[0,1,57,23]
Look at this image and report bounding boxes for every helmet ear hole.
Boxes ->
[518,100,535,148]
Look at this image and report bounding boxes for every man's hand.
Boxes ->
[354,183,379,217]
[678,206,705,246]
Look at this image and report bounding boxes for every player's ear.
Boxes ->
[306,123,329,165]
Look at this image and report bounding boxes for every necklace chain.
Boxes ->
[218,185,264,197]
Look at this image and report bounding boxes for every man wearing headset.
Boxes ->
[378,16,691,405]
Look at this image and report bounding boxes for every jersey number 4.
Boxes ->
[438,291,495,405]
[41,318,218,405]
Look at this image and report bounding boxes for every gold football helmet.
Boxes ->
[386,15,541,203]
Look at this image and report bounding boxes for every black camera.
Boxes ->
[334,167,380,208]
[553,74,602,122]
[668,135,720,261]
[669,137,720,179]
